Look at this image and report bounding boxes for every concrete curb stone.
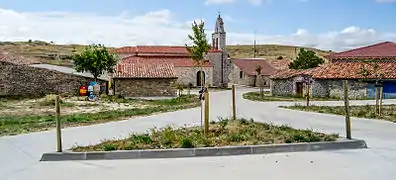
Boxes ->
[40,139,367,161]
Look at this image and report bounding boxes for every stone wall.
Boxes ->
[114,78,177,97]
[271,77,369,99]
[311,79,329,97]
[0,61,106,97]
[207,51,232,87]
[271,78,294,96]
[174,67,213,87]
[328,80,367,99]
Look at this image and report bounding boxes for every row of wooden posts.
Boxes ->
[304,80,386,140]
[304,81,352,139]
[54,83,356,152]
[54,85,237,152]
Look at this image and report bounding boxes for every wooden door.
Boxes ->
[296,82,303,97]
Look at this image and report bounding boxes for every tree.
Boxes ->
[72,44,118,82]
[289,48,324,70]
[185,20,211,87]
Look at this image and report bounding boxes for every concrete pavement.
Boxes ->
[1,87,396,180]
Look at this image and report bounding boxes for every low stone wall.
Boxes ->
[114,78,177,97]
[0,61,106,97]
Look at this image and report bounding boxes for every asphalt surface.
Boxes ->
[1,87,396,180]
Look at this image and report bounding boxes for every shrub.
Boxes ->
[180,137,195,148]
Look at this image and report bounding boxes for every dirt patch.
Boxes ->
[0,95,153,116]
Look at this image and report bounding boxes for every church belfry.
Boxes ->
[212,13,226,51]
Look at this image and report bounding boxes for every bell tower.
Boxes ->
[212,13,226,51]
[208,12,231,87]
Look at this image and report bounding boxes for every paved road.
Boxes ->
[1,88,396,180]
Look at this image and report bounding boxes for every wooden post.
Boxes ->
[204,85,210,136]
[232,84,236,121]
[379,85,383,116]
[55,95,63,152]
[306,84,310,107]
[343,80,352,139]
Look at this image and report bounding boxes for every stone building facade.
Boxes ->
[229,58,276,87]
[271,41,396,99]
[113,63,177,97]
[114,78,177,97]
[0,61,106,97]
[114,14,232,88]
[271,74,368,99]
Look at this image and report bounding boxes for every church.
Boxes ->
[112,14,281,97]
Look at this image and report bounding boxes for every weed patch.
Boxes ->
[282,104,396,123]
[72,118,339,152]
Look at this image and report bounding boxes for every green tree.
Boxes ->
[72,44,118,81]
[289,48,324,69]
[185,20,211,87]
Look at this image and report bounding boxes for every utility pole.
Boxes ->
[253,30,257,58]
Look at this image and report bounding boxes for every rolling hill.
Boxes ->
[0,40,333,67]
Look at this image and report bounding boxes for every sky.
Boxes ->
[0,0,395,51]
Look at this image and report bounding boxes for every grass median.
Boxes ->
[282,104,396,123]
[0,95,200,136]
[243,92,341,102]
[72,118,339,152]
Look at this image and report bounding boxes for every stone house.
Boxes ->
[113,14,232,88]
[229,58,277,87]
[0,53,107,97]
[270,41,396,99]
[113,62,177,97]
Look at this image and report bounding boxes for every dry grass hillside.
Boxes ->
[227,44,332,60]
[0,41,332,67]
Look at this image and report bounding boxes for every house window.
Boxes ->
[239,71,243,78]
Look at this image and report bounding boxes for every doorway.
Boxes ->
[296,82,303,97]
[197,71,205,87]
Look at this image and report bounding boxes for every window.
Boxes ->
[239,71,243,78]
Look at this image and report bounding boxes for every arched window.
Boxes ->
[197,71,206,86]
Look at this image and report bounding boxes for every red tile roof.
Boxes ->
[270,68,315,79]
[268,59,291,70]
[233,58,277,76]
[114,45,223,55]
[122,56,212,67]
[271,61,396,79]
[311,61,396,79]
[326,41,396,60]
[114,62,177,79]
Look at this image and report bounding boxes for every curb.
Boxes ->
[40,139,367,161]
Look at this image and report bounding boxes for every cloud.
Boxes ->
[0,8,395,52]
